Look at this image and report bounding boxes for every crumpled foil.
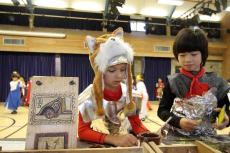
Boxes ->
[171,87,218,136]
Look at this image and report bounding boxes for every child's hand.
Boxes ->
[212,107,229,130]
[104,134,138,147]
[179,118,201,132]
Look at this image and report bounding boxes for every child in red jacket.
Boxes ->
[78,28,149,147]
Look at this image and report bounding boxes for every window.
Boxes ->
[130,21,146,32]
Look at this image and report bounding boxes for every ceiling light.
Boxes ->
[226,6,230,11]
[72,2,103,12]
[199,14,221,22]
[0,30,66,38]
[117,6,136,14]
[140,8,168,17]
[0,0,12,4]
[33,0,67,9]
[158,0,184,6]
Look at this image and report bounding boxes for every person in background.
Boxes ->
[155,78,165,101]
[157,28,230,136]
[136,74,149,121]
[132,75,137,90]
[78,27,149,147]
[19,76,26,105]
[24,78,32,106]
[5,71,23,114]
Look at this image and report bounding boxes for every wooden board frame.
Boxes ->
[0,140,222,153]
[141,140,221,153]
[34,132,68,149]
[0,147,143,153]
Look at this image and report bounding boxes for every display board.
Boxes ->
[25,76,79,150]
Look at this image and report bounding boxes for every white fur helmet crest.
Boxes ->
[84,27,136,116]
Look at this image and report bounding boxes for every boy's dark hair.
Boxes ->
[173,28,208,66]
[11,71,20,79]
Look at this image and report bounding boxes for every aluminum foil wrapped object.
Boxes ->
[171,88,218,136]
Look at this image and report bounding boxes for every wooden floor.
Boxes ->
[0,102,229,151]
[0,103,28,139]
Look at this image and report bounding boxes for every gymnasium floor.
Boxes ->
[0,102,229,151]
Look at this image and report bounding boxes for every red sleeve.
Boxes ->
[128,115,149,135]
[78,113,106,144]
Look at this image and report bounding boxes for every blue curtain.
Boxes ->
[0,52,55,102]
[60,54,94,94]
[143,57,171,100]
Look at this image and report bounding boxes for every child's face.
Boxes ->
[103,63,127,90]
[178,51,202,71]
[12,77,19,81]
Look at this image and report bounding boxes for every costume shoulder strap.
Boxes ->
[168,73,191,98]
[78,84,93,106]
[202,72,230,100]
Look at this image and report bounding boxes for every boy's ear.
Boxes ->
[85,35,96,53]
[113,27,123,39]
